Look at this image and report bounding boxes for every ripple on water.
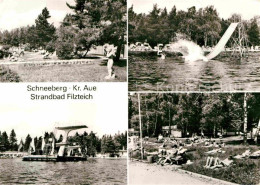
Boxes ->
[129,54,260,91]
[0,158,127,185]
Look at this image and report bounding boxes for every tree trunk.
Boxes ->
[115,42,122,63]
[243,93,248,145]
[168,108,171,138]
[154,96,159,136]
[145,96,149,137]
[213,124,216,138]
[204,34,208,47]
[138,93,143,160]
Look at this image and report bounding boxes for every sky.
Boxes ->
[0,0,74,31]
[129,0,260,20]
[0,84,127,142]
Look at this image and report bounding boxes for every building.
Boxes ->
[162,125,182,138]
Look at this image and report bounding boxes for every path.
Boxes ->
[129,161,236,185]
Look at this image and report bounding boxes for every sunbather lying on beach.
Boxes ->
[233,149,251,159]
[204,157,233,169]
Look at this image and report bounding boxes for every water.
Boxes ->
[165,40,208,62]
[128,53,260,91]
[0,158,127,185]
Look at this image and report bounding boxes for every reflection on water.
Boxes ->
[0,158,126,185]
[128,54,260,91]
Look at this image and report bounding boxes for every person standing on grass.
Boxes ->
[104,45,116,79]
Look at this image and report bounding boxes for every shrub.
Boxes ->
[56,41,74,59]
[2,45,11,51]
[46,41,56,53]
[0,50,4,59]
[0,65,20,82]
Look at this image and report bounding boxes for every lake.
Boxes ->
[128,53,260,91]
[0,158,127,185]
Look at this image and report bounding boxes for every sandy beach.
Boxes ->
[129,161,236,185]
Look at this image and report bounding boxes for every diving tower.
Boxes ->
[23,125,88,162]
[55,125,87,157]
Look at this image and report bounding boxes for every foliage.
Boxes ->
[0,65,20,82]
[34,8,56,48]
[128,5,260,47]
[57,0,126,60]
[24,134,32,152]
[129,93,260,138]
[9,129,18,151]
[247,18,260,46]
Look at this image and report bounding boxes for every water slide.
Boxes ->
[206,23,239,60]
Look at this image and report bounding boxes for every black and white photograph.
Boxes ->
[0,85,127,185]
[0,0,127,82]
[128,0,260,91]
[128,93,260,185]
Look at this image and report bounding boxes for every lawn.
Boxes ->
[133,137,260,185]
[0,52,127,82]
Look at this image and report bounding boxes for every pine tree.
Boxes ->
[248,19,260,46]
[57,0,126,60]
[35,7,56,49]
[1,131,9,151]
[24,134,32,151]
[9,129,18,151]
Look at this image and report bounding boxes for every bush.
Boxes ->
[2,45,11,51]
[0,65,20,82]
[0,49,11,59]
[46,41,56,53]
[56,41,74,59]
[0,50,4,59]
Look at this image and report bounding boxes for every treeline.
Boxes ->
[129,93,260,138]
[0,129,127,156]
[0,129,18,151]
[0,8,56,52]
[68,131,127,156]
[128,4,260,47]
[0,0,126,61]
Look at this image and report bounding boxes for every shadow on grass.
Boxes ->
[100,59,127,67]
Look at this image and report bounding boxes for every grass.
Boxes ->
[182,145,260,185]
[0,65,20,82]
[133,137,260,185]
[1,52,126,82]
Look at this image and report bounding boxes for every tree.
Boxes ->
[247,19,260,46]
[243,93,248,145]
[60,0,126,61]
[35,7,56,49]
[9,129,18,151]
[24,134,32,151]
[1,131,9,151]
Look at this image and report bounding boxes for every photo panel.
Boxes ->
[0,83,127,184]
[0,0,127,82]
[128,0,260,92]
[128,92,260,185]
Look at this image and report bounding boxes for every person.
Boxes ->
[204,156,233,169]
[104,46,116,79]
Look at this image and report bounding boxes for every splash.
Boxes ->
[164,39,208,62]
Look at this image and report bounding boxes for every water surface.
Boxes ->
[0,158,126,185]
[129,54,260,91]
